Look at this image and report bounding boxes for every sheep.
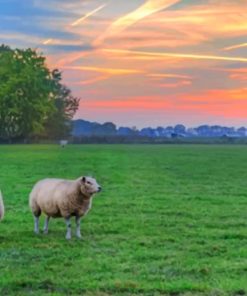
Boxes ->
[59,140,68,148]
[0,190,4,221]
[29,176,101,239]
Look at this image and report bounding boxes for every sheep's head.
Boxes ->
[80,176,101,197]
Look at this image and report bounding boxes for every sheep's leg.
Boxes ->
[75,216,82,238]
[34,216,40,234]
[43,216,50,234]
[65,217,72,240]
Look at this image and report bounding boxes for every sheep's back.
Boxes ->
[32,178,71,201]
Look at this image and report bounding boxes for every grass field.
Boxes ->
[0,144,247,296]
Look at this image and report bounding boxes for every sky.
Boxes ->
[1,0,247,128]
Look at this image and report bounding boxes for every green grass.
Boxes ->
[0,144,247,296]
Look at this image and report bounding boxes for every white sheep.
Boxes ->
[59,140,68,148]
[0,190,4,221]
[29,176,101,239]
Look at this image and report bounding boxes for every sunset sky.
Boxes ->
[1,0,247,128]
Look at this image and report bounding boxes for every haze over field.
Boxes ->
[1,0,247,127]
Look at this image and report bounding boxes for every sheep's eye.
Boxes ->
[87,181,92,185]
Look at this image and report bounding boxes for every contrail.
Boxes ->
[43,39,53,45]
[223,43,247,51]
[103,48,247,63]
[96,0,180,43]
[70,3,107,27]
[147,73,192,79]
[63,66,144,75]
[41,4,107,51]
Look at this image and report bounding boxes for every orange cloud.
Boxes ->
[184,88,247,103]
[146,73,193,88]
[54,51,91,68]
[158,80,192,88]
[215,68,247,82]
[133,3,247,48]
[99,25,205,49]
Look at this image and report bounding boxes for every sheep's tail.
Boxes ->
[0,190,4,221]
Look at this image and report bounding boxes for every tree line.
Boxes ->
[73,120,247,138]
[0,45,79,143]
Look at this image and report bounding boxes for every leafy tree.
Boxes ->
[45,69,79,139]
[0,45,79,141]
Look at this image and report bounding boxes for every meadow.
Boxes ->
[0,144,246,296]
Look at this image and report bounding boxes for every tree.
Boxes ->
[0,46,53,141]
[45,69,79,139]
[174,124,186,135]
[0,45,79,141]
[101,122,117,135]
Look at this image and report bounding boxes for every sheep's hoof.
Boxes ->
[43,230,48,234]
[66,234,72,240]
[34,230,39,235]
[76,234,82,239]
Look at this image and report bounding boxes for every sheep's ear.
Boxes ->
[82,176,86,183]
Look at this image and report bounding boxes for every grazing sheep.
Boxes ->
[29,176,101,239]
[59,140,68,148]
[0,190,4,221]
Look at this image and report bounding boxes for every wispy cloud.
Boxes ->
[158,80,192,88]
[133,3,247,48]
[42,44,93,53]
[73,75,109,85]
[147,73,192,79]
[96,0,180,43]
[226,68,247,81]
